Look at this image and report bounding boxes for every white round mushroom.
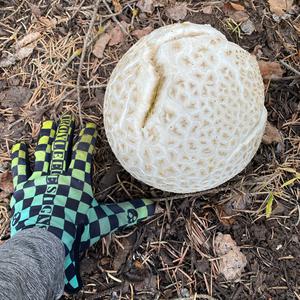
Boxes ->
[103,22,267,193]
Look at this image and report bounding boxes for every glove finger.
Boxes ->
[68,123,97,182]
[11,142,31,188]
[32,120,56,178]
[85,198,156,247]
[50,115,74,175]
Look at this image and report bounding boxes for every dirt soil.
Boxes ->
[0,0,299,299]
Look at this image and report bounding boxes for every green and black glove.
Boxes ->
[10,115,156,293]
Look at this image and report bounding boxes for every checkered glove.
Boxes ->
[10,115,156,294]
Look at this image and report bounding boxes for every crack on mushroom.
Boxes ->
[141,33,210,129]
[141,54,165,128]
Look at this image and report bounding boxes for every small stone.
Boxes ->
[241,19,255,35]
[180,288,190,298]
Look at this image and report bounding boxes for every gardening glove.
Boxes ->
[10,115,156,294]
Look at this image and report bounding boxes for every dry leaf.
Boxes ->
[137,0,164,13]
[4,32,41,67]
[268,0,293,16]
[262,121,283,144]
[0,86,32,109]
[224,191,250,214]
[258,60,284,80]
[214,233,247,281]
[216,206,235,225]
[217,190,250,224]
[252,45,263,58]
[112,0,122,13]
[29,4,42,18]
[15,45,35,60]
[231,11,249,22]
[0,191,10,202]
[15,32,41,49]
[132,26,154,39]
[0,171,14,194]
[165,2,188,21]
[137,0,155,13]
[0,54,16,68]
[38,17,57,29]
[109,25,124,46]
[202,6,213,14]
[0,43,36,68]
[224,3,249,22]
[92,33,111,58]
[133,274,157,294]
[230,2,245,11]
[113,237,133,271]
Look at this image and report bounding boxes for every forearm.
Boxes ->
[0,228,65,300]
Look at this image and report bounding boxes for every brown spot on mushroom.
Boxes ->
[195,73,203,79]
[145,164,152,172]
[172,41,182,51]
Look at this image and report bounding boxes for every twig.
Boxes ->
[86,22,111,49]
[56,48,82,75]
[77,0,101,127]
[280,60,300,76]
[2,0,26,21]
[102,0,129,35]
[70,0,86,19]
[44,78,106,89]
[270,75,300,81]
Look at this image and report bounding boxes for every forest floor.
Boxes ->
[0,0,299,299]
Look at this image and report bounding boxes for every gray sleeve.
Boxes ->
[0,228,65,300]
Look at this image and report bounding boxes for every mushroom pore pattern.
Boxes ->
[104,23,267,193]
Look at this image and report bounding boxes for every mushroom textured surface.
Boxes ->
[104,22,267,193]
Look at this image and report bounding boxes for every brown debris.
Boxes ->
[223,2,249,22]
[92,33,111,58]
[165,2,188,21]
[15,32,41,49]
[268,0,293,16]
[0,32,40,67]
[108,25,125,46]
[15,45,35,60]
[0,87,32,109]
[258,60,284,80]
[137,0,154,13]
[216,191,250,225]
[0,171,14,194]
[202,6,213,15]
[0,55,16,68]
[112,237,132,271]
[29,4,42,18]
[137,0,164,13]
[229,2,245,11]
[112,0,122,13]
[262,121,283,145]
[38,17,57,29]
[132,26,154,39]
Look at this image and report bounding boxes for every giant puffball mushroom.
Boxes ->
[104,22,267,193]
